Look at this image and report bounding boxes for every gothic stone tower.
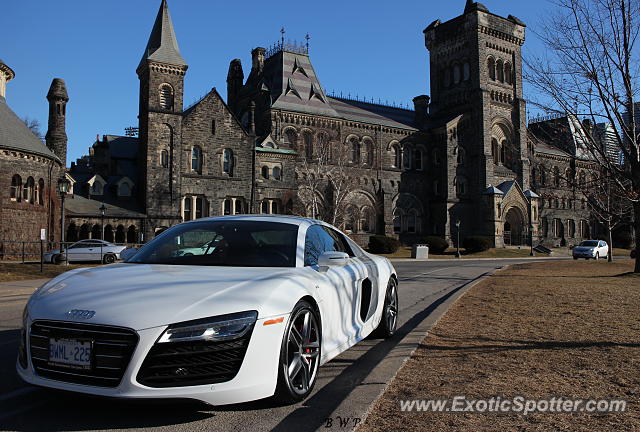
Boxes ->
[424,1,531,246]
[45,78,69,164]
[137,0,187,238]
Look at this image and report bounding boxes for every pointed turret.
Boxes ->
[227,59,244,109]
[137,0,187,73]
[0,59,15,102]
[45,78,69,164]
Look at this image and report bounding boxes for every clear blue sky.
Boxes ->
[3,0,547,164]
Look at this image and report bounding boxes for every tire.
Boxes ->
[103,254,116,264]
[373,278,399,338]
[573,256,578,260]
[273,300,321,404]
[53,254,64,265]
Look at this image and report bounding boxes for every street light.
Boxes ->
[57,176,71,265]
[99,203,107,263]
[455,219,461,258]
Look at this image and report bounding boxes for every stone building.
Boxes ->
[65,0,603,248]
[0,58,67,257]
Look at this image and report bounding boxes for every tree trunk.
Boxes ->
[635,201,640,273]
[607,219,613,262]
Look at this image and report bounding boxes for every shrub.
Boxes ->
[368,235,400,254]
[463,236,492,253]
[419,236,449,254]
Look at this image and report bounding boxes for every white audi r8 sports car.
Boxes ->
[18,216,398,405]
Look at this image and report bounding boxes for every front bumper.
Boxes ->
[17,315,287,405]
[572,250,595,258]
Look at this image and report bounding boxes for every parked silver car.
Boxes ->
[44,239,127,264]
[572,240,609,260]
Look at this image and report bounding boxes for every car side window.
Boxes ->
[304,225,332,266]
[321,227,354,257]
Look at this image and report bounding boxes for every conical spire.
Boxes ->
[465,0,474,12]
[137,0,186,71]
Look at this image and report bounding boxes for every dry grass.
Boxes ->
[380,247,538,259]
[0,262,99,282]
[362,259,640,432]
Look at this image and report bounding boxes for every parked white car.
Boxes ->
[18,215,398,405]
[44,239,126,264]
[572,240,609,260]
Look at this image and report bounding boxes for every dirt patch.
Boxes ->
[0,262,99,282]
[362,259,640,431]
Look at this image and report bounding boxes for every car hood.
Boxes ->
[28,263,308,330]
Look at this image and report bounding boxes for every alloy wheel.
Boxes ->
[385,282,398,333]
[285,308,320,395]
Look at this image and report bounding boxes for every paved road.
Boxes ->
[0,259,538,431]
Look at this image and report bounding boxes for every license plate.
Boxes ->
[48,338,92,369]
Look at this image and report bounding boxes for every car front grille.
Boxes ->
[136,328,254,388]
[29,320,138,388]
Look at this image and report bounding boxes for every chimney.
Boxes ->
[226,59,244,109]
[413,95,430,123]
[251,47,266,73]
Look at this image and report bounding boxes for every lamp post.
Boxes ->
[57,176,71,265]
[455,219,461,258]
[530,221,535,256]
[99,203,107,263]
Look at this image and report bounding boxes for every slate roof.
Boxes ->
[137,0,187,70]
[328,97,417,130]
[534,139,572,157]
[497,180,516,195]
[482,185,504,195]
[0,97,58,160]
[65,195,145,218]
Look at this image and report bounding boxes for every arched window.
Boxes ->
[234,198,243,215]
[8,175,22,201]
[183,196,192,221]
[272,166,282,180]
[500,141,508,166]
[491,139,499,164]
[37,178,44,205]
[504,62,513,84]
[223,199,232,215]
[104,225,114,243]
[160,150,169,168]
[303,131,313,159]
[271,200,279,214]
[391,144,401,168]
[195,196,204,219]
[261,165,270,179]
[568,219,576,237]
[393,209,403,233]
[578,171,586,188]
[223,149,234,176]
[211,119,216,135]
[350,137,361,164]
[127,225,137,243]
[455,176,467,196]
[540,166,546,185]
[580,219,590,237]
[91,180,103,196]
[414,148,423,170]
[553,167,561,187]
[496,59,504,82]
[488,57,496,81]
[363,140,374,166]
[118,182,131,197]
[159,84,174,110]
[260,200,268,214]
[402,146,412,170]
[24,177,35,203]
[456,147,465,165]
[191,146,202,173]
[565,168,574,186]
[283,128,298,148]
[463,62,470,81]
[453,64,461,84]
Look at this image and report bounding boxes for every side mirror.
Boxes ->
[120,248,139,261]
[318,251,349,268]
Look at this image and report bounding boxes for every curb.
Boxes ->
[320,265,509,432]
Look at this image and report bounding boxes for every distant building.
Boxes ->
[64,0,604,248]
[0,58,67,255]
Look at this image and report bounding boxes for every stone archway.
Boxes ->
[504,206,525,246]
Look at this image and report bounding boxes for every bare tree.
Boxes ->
[295,134,358,229]
[22,116,44,142]
[526,0,640,271]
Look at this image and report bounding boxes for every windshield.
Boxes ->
[579,240,599,247]
[127,220,298,267]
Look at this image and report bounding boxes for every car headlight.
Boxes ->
[157,311,258,344]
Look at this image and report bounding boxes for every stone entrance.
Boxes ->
[504,206,525,246]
